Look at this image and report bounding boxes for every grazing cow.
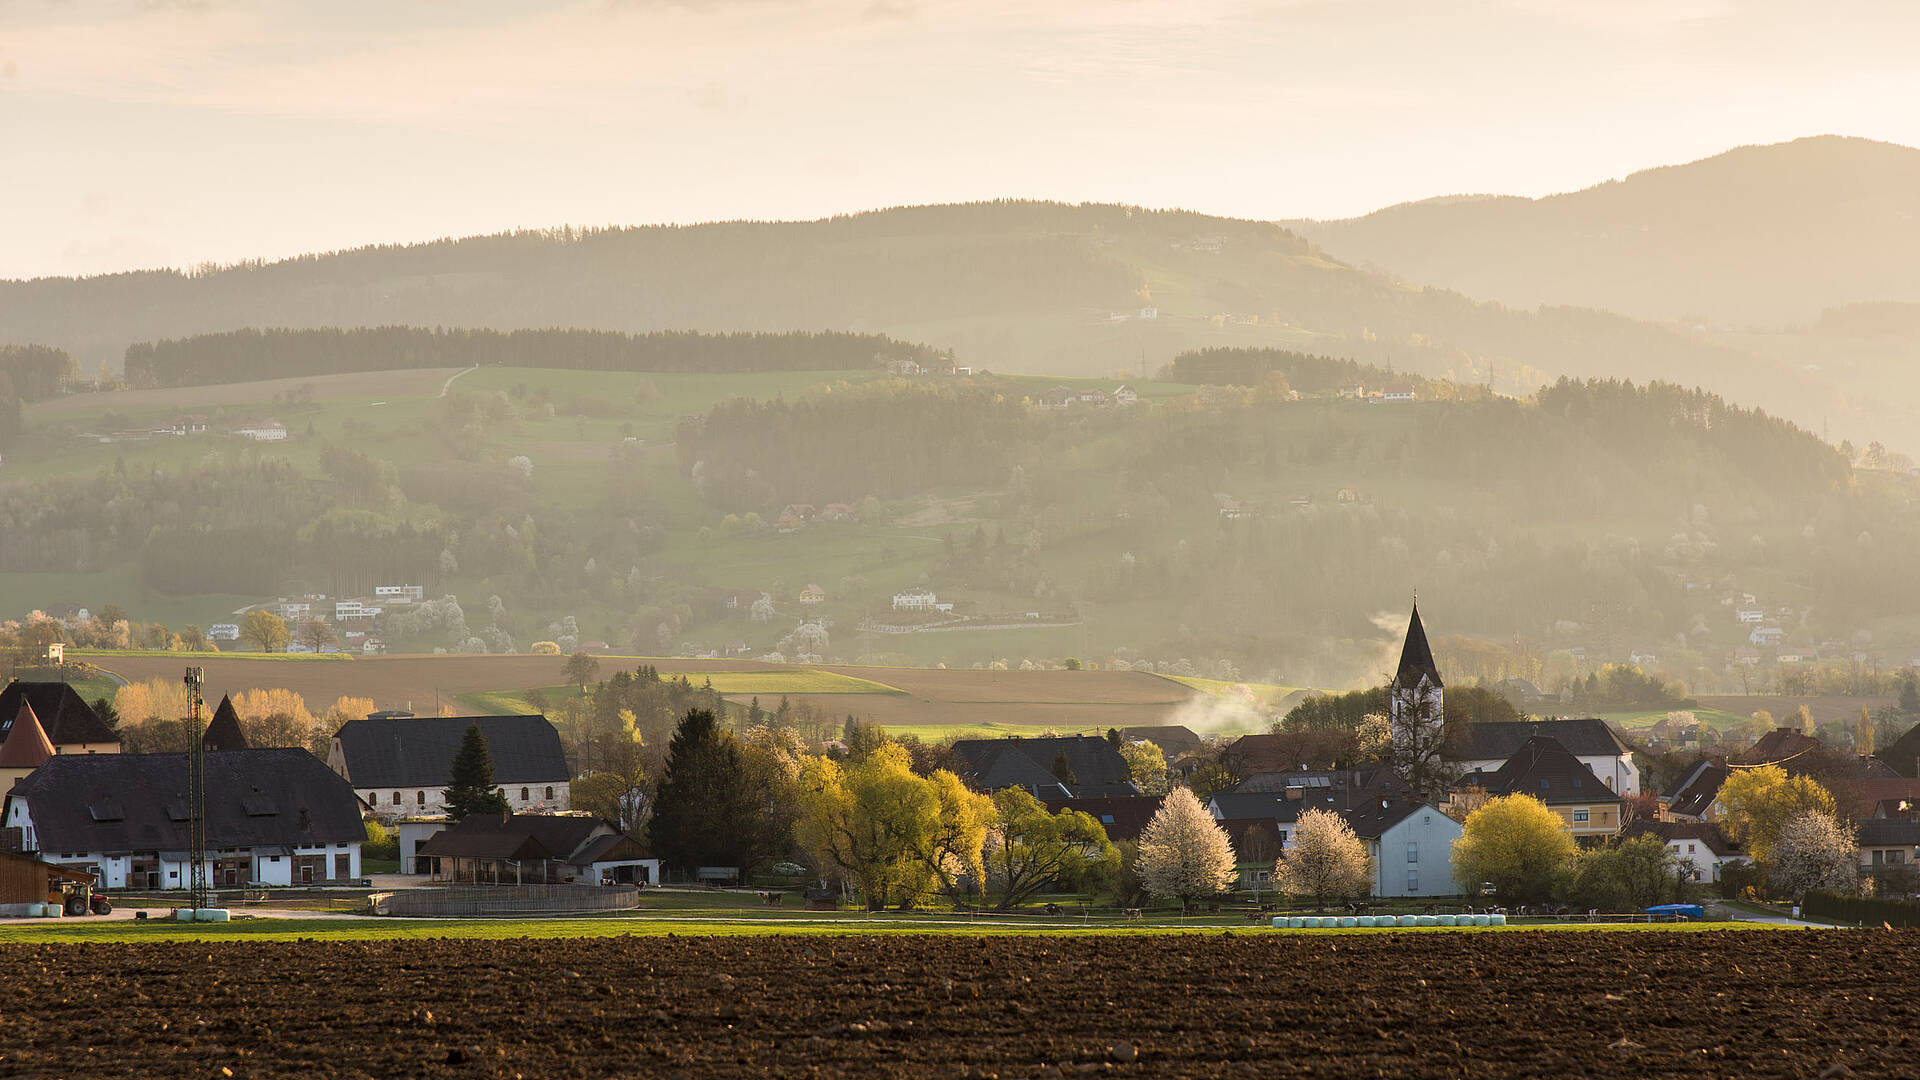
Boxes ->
[1123,908,1143,920]
[1044,903,1063,916]
[761,892,783,906]
[1243,910,1264,923]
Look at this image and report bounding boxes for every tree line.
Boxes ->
[123,327,943,388]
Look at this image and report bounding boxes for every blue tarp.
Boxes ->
[1643,904,1706,920]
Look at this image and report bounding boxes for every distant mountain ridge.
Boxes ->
[1290,135,1920,327]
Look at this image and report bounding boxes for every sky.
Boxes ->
[3,0,1918,280]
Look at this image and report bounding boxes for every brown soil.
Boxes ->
[1,931,1910,1078]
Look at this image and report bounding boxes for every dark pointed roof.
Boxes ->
[1393,603,1443,690]
[202,694,250,752]
[0,702,56,769]
[0,681,119,748]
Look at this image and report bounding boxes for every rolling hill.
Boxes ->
[1289,135,1920,329]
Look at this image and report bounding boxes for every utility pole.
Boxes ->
[184,666,208,911]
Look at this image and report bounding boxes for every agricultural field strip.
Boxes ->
[0,916,1776,944]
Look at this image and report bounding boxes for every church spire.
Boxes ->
[1394,601,1444,690]
[202,693,250,752]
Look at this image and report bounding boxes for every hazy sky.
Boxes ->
[5,0,1918,279]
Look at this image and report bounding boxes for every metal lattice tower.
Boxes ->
[185,666,209,910]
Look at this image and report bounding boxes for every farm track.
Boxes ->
[0,930,1908,1078]
[92,653,1206,729]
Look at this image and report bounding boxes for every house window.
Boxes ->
[1100,814,1116,824]
[417,791,426,805]
[545,787,554,800]
[1406,868,1419,891]
[392,792,401,806]
[1687,843,1696,854]
[521,788,530,801]
[1407,842,1418,863]
[1572,809,1590,824]
[1892,850,1907,865]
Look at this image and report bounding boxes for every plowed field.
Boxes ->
[1,931,1906,1078]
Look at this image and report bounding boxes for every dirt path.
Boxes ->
[1,931,1908,1078]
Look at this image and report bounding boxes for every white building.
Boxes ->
[234,421,288,442]
[892,587,939,611]
[375,584,425,603]
[208,623,240,641]
[330,713,572,822]
[2,749,365,888]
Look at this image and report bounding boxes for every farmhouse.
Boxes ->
[1206,784,1463,898]
[1663,758,1731,821]
[1451,736,1625,839]
[0,681,122,756]
[1451,718,1640,796]
[416,812,657,885]
[234,420,288,441]
[799,584,826,605]
[893,587,939,611]
[2,749,366,888]
[949,735,1137,799]
[1626,820,1746,883]
[329,713,571,821]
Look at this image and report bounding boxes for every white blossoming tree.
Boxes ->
[1136,787,1236,911]
[1274,808,1374,910]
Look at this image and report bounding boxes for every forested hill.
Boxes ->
[1290,136,1920,327]
[2,201,1749,403]
[124,327,938,388]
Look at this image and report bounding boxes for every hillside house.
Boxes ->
[1451,736,1625,839]
[1735,608,1765,624]
[375,584,425,603]
[885,358,923,376]
[1380,384,1416,403]
[41,604,91,626]
[1113,385,1139,405]
[1750,626,1785,647]
[334,600,381,621]
[328,714,571,821]
[799,584,826,605]
[2,749,365,888]
[892,587,938,611]
[234,420,288,441]
[0,682,122,756]
[1037,387,1076,409]
[822,503,854,521]
[208,623,241,641]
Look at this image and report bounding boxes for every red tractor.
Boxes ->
[51,880,112,916]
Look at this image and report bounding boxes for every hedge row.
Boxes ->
[1802,890,1920,928]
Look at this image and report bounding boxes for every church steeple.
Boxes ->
[1394,601,1444,691]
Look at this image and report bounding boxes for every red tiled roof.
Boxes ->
[0,703,54,768]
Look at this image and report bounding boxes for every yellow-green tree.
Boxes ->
[1118,738,1169,795]
[986,787,1117,910]
[239,610,289,653]
[1452,794,1577,903]
[794,743,990,910]
[1719,765,1836,863]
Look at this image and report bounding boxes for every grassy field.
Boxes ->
[1598,707,1756,732]
[0,912,1766,945]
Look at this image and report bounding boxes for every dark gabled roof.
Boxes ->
[1209,788,1436,839]
[1118,726,1203,761]
[332,715,569,788]
[1858,819,1920,847]
[1043,796,1163,841]
[1393,603,1443,691]
[1458,718,1631,761]
[417,813,606,861]
[1880,722,1920,779]
[1743,727,1822,767]
[1664,759,1730,818]
[8,749,365,853]
[949,735,1136,799]
[569,832,652,866]
[1460,736,1623,806]
[0,682,118,748]
[202,695,250,752]
[0,703,55,769]
[1217,818,1285,859]
[1626,819,1744,858]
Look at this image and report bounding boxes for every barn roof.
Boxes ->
[332,714,569,788]
[9,749,366,854]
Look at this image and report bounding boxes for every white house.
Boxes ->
[1629,820,1746,883]
[1451,718,1640,797]
[2,749,366,889]
[334,600,381,621]
[208,623,241,641]
[892,587,938,611]
[1749,626,1785,647]
[1210,788,1462,899]
[234,420,288,442]
[375,585,425,603]
[330,713,572,822]
[1735,608,1765,624]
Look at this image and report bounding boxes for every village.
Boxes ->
[2,603,1914,929]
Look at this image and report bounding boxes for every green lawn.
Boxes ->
[1598,707,1755,732]
[0,914,1771,945]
